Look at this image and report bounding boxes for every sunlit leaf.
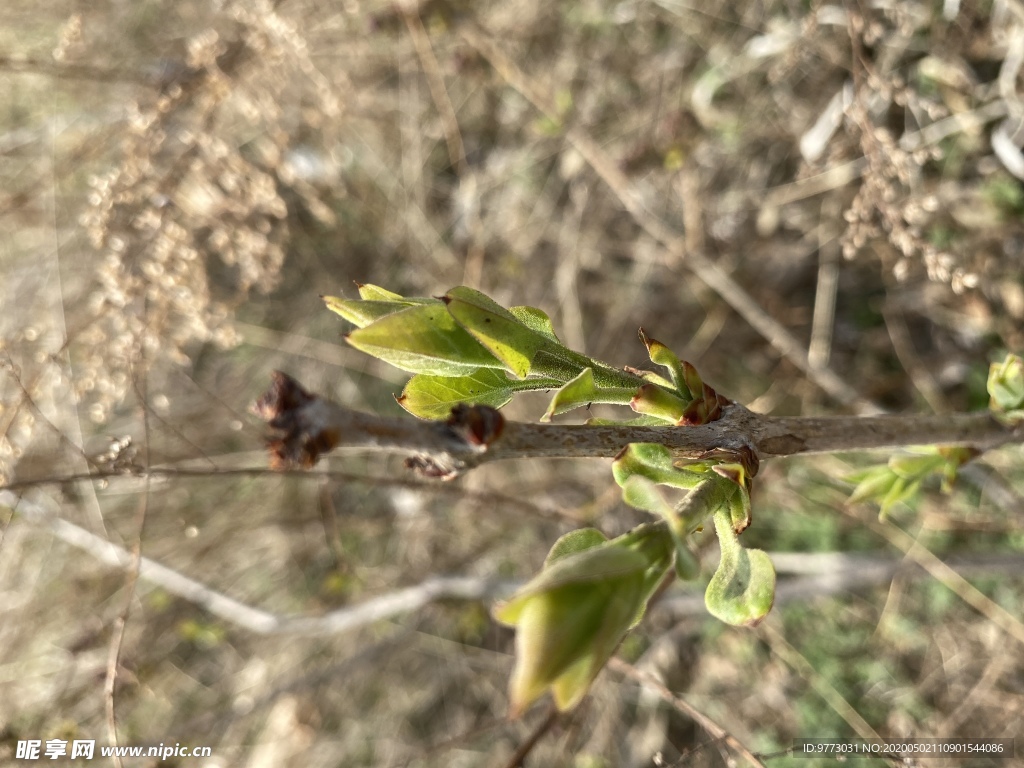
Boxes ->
[347,303,502,375]
[324,295,433,328]
[398,368,523,419]
[356,283,406,301]
[639,328,689,398]
[444,286,548,378]
[630,383,688,423]
[585,415,671,427]
[510,305,561,343]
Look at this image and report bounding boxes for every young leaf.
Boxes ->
[630,383,689,423]
[586,415,672,427]
[612,443,706,491]
[443,286,548,378]
[510,305,562,343]
[988,353,1024,416]
[346,303,503,375]
[541,368,637,421]
[324,296,434,328]
[544,528,608,567]
[493,524,674,715]
[356,283,405,301]
[727,484,752,533]
[705,508,776,626]
[878,476,921,520]
[846,465,898,506]
[639,328,690,399]
[618,475,675,517]
[398,369,521,419]
[674,541,702,581]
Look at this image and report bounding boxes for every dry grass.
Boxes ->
[2,1,1024,766]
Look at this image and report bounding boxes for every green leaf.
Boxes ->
[878,477,921,520]
[541,368,637,421]
[544,528,608,568]
[612,443,707,491]
[705,508,776,626]
[888,454,943,480]
[493,524,675,715]
[510,306,561,343]
[512,544,649,599]
[727,484,752,533]
[443,286,548,378]
[324,295,434,328]
[585,415,670,427]
[989,353,1024,413]
[398,368,517,419]
[630,383,689,423]
[499,579,641,714]
[673,476,736,533]
[613,522,677,625]
[356,283,411,301]
[847,465,898,506]
[674,542,701,581]
[637,371,676,389]
[346,303,503,375]
[639,328,690,399]
[619,475,675,517]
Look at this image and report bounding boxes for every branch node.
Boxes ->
[253,371,340,469]
[446,403,505,452]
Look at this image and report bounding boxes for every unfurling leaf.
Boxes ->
[629,383,689,423]
[846,446,972,519]
[847,465,899,506]
[618,475,675,517]
[541,368,636,421]
[988,353,1024,419]
[612,443,706,491]
[705,508,776,626]
[493,525,673,715]
[639,328,690,399]
[544,528,609,566]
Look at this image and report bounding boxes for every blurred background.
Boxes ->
[1,0,1023,765]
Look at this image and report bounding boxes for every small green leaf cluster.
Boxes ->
[846,446,975,520]
[988,353,1024,422]
[843,352,1019,520]
[325,284,714,423]
[611,442,774,627]
[326,285,776,713]
[844,352,1023,519]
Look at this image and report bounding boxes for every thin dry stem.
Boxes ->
[607,657,768,768]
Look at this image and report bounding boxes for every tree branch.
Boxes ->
[10,487,1023,639]
[2,489,513,636]
[253,372,1021,479]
